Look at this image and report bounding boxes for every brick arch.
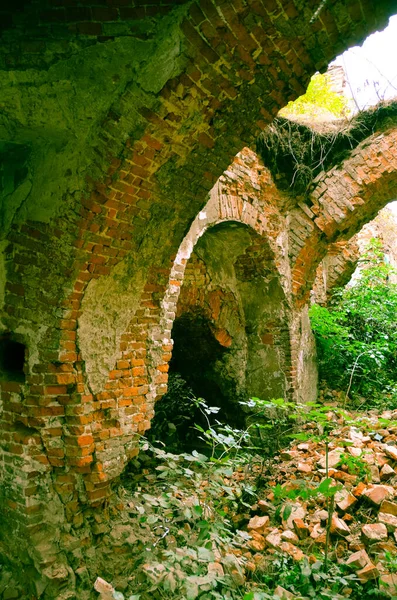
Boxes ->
[148,183,293,415]
[1,1,397,592]
[312,239,359,305]
[291,126,397,302]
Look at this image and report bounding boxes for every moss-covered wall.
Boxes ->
[1,0,397,595]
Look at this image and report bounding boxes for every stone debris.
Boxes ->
[248,530,266,552]
[274,585,295,599]
[292,518,310,539]
[317,447,345,470]
[281,530,299,544]
[238,408,397,592]
[313,509,328,522]
[378,512,397,531]
[208,562,225,577]
[297,462,313,473]
[381,500,397,516]
[370,465,381,483]
[381,463,396,480]
[356,562,380,583]
[379,572,397,596]
[362,484,394,506]
[330,514,351,536]
[346,549,371,570]
[281,503,307,529]
[335,489,357,512]
[94,577,115,600]
[265,531,283,549]
[247,515,270,534]
[384,445,397,461]
[362,522,388,543]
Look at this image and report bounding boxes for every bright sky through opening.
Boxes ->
[332,14,397,217]
[332,14,397,110]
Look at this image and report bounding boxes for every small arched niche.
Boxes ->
[0,333,26,383]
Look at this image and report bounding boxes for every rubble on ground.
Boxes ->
[235,408,397,597]
[92,407,397,599]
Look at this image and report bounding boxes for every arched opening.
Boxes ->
[170,311,230,411]
[150,221,291,449]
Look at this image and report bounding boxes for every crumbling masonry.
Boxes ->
[1,0,397,596]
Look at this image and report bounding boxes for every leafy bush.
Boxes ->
[309,239,397,406]
[148,373,204,452]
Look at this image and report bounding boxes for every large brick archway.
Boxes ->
[149,181,292,419]
[1,1,397,594]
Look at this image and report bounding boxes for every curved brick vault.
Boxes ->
[291,124,397,302]
[1,0,397,595]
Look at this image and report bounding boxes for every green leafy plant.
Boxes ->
[255,554,361,599]
[382,550,397,574]
[336,452,371,483]
[310,239,397,407]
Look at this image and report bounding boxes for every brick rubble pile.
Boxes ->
[240,409,397,598]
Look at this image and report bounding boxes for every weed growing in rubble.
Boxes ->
[382,551,397,575]
[337,452,371,482]
[121,398,264,599]
[253,555,361,600]
[115,393,397,600]
[121,399,349,599]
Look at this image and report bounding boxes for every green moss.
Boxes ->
[0,5,190,233]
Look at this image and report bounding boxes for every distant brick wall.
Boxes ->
[313,204,397,304]
[312,239,359,304]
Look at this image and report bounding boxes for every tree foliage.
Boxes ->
[309,239,397,405]
[280,72,350,119]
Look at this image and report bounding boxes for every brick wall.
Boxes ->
[1,0,397,593]
[313,203,397,304]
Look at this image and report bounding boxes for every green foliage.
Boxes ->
[255,555,361,600]
[118,395,396,599]
[280,72,350,118]
[273,477,341,505]
[336,452,371,483]
[309,239,397,406]
[148,373,203,452]
[382,551,397,574]
[121,398,265,600]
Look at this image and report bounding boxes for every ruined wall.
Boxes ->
[172,222,291,408]
[1,0,397,595]
[312,239,359,304]
[312,193,397,305]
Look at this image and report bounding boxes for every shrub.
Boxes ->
[309,239,397,406]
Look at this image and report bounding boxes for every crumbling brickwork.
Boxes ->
[313,204,397,305]
[1,1,397,596]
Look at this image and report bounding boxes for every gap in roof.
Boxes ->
[332,14,397,223]
[332,14,397,112]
